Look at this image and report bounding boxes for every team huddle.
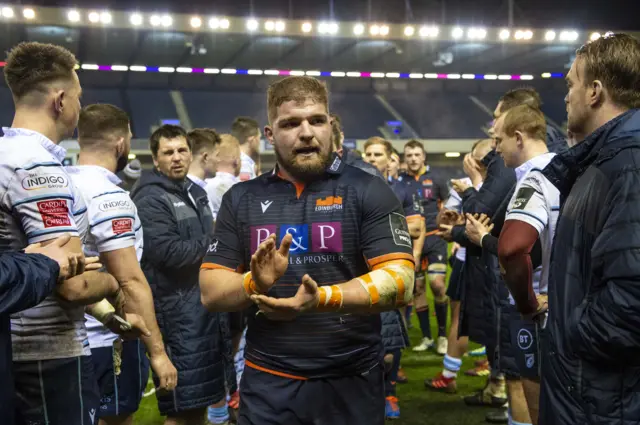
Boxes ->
[0,31,639,425]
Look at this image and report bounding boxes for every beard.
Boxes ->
[274,144,333,183]
[116,154,129,173]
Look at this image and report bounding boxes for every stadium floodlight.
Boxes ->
[129,65,146,72]
[404,26,415,37]
[191,17,202,28]
[347,72,362,77]
[353,23,365,35]
[204,68,220,74]
[221,68,237,74]
[177,67,192,73]
[371,72,385,78]
[275,21,285,32]
[246,19,259,31]
[328,22,339,34]
[447,73,461,79]
[264,69,280,75]
[23,8,35,19]
[158,67,175,73]
[1,6,14,18]
[386,72,400,78]
[68,9,81,22]
[462,74,475,79]
[409,73,423,79]
[369,25,380,36]
[514,30,524,40]
[100,12,112,24]
[468,28,486,40]
[498,74,512,80]
[290,70,305,76]
[301,22,313,33]
[590,32,601,41]
[425,73,438,79]
[209,17,220,29]
[149,14,161,26]
[81,64,99,70]
[541,72,552,78]
[128,154,137,160]
[559,30,579,41]
[499,29,510,40]
[161,15,172,27]
[520,75,534,80]
[484,74,498,80]
[219,18,230,29]
[248,69,263,75]
[305,70,321,76]
[419,25,439,37]
[445,152,461,158]
[264,20,275,31]
[130,13,143,26]
[545,30,556,41]
[380,25,390,36]
[523,30,533,40]
[452,27,464,39]
[319,21,338,35]
[88,11,99,23]
[111,65,128,71]
[331,71,346,77]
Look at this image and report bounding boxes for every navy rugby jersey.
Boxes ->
[397,166,448,232]
[202,155,414,379]
[389,177,423,221]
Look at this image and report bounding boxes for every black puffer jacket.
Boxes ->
[546,124,569,154]
[540,109,640,425]
[380,310,410,352]
[451,151,516,346]
[132,169,233,413]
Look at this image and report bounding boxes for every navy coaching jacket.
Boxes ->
[0,252,59,424]
[541,109,640,425]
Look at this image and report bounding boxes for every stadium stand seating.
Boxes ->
[126,90,176,137]
[0,87,14,127]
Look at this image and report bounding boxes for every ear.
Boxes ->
[152,155,158,168]
[54,90,65,115]
[264,125,275,146]
[115,137,125,156]
[515,130,525,146]
[589,79,604,107]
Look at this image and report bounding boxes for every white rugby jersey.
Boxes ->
[205,171,240,221]
[505,152,559,297]
[239,151,257,182]
[188,174,215,216]
[0,127,90,361]
[66,165,143,349]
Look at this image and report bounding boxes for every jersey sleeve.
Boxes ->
[360,177,415,268]
[8,165,80,243]
[505,172,549,234]
[201,189,244,271]
[88,190,137,253]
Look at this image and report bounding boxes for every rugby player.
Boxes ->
[492,104,558,425]
[399,140,449,354]
[1,41,139,425]
[363,136,425,419]
[230,117,261,181]
[186,129,221,218]
[200,75,415,425]
[67,104,178,425]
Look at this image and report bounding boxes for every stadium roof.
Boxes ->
[1,5,637,89]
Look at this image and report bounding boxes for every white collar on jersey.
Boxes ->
[70,164,122,185]
[514,152,556,182]
[188,174,207,189]
[241,151,255,166]
[2,127,67,162]
[208,171,239,183]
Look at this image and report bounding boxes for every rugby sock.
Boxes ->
[442,354,462,379]
[434,300,448,337]
[416,307,432,339]
[385,350,402,396]
[405,305,413,324]
[208,405,229,424]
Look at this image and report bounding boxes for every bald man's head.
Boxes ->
[471,138,493,162]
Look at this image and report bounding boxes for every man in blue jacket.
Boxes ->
[540,33,640,425]
[132,125,227,425]
[1,234,91,424]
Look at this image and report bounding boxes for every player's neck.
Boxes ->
[188,163,206,181]
[12,109,62,144]
[216,164,236,176]
[240,143,254,158]
[77,152,117,174]
[518,142,549,167]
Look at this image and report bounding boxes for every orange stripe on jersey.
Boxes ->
[367,253,415,269]
[372,259,414,271]
[406,215,424,223]
[293,181,305,198]
[200,263,235,272]
[245,360,308,380]
[383,268,405,306]
[425,229,439,237]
